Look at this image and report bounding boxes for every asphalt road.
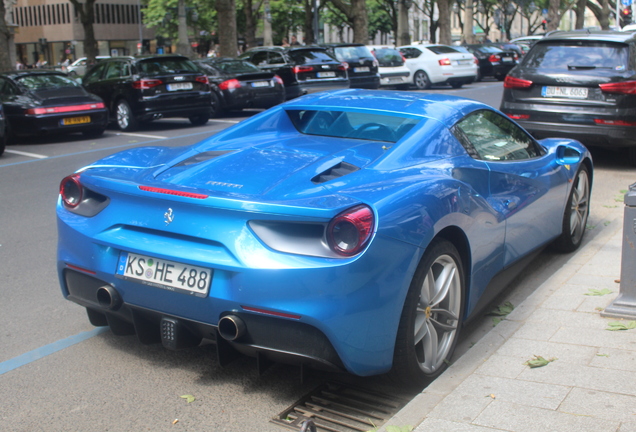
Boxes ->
[1,82,633,432]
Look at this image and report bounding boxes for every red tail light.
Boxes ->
[195,75,209,84]
[513,53,519,61]
[594,119,636,126]
[504,76,533,89]
[327,205,374,257]
[219,79,241,90]
[438,58,452,66]
[27,102,105,115]
[599,81,636,94]
[274,75,284,85]
[132,79,163,89]
[473,57,479,65]
[138,185,208,199]
[507,113,530,120]
[488,54,501,63]
[293,65,314,74]
[340,62,349,70]
[60,174,83,208]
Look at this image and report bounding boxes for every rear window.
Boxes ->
[523,41,629,71]
[370,48,404,67]
[205,60,261,74]
[17,74,80,90]
[286,109,420,143]
[137,58,199,75]
[288,49,336,64]
[333,46,374,62]
[426,45,461,55]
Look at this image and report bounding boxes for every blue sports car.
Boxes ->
[57,89,592,386]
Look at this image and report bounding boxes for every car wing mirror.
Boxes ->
[555,143,582,165]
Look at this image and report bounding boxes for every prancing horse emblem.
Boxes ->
[164,208,174,226]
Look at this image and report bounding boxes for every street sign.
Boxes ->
[623,0,632,6]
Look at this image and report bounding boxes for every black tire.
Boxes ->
[553,165,591,253]
[189,113,210,126]
[413,70,431,90]
[450,82,463,89]
[391,239,465,388]
[115,100,139,131]
[628,147,636,167]
[210,91,222,118]
[82,127,106,138]
[0,128,6,156]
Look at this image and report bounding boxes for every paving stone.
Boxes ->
[495,337,598,365]
[589,347,636,372]
[550,326,636,352]
[427,391,493,423]
[452,375,570,410]
[525,308,610,330]
[414,417,507,432]
[511,322,560,341]
[618,421,636,432]
[567,273,621,290]
[473,400,619,432]
[558,387,636,423]
[577,294,619,313]
[474,354,527,379]
[541,292,585,311]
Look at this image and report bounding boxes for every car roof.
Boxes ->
[0,69,67,78]
[540,30,636,43]
[321,43,366,48]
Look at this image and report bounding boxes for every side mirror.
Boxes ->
[556,144,582,165]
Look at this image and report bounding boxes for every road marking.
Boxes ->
[0,327,109,376]
[117,132,168,139]
[5,149,48,159]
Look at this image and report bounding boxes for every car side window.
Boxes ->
[452,110,544,161]
[400,48,421,59]
[105,61,127,79]
[251,52,268,66]
[83,62,107,85]
[268,52,284,65]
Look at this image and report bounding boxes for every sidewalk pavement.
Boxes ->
[381,205,636,431]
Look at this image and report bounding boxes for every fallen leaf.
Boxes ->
[584,288,613,296]
[488,301,514,317]
[180,394,195,403]
[595,307,604,311]
[524,355,556,368]
[607,321,636,331]
[596,353,609,357]
[615,279,621,283]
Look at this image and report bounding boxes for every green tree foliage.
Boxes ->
[269,0,305,44]
[144,0,216,42]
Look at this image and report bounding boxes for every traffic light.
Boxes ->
[620,7,632,27]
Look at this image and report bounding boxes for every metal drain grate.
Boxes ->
[271,382,410,432]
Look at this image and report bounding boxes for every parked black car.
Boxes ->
[0,70,108,141]
[321,43,380,89]
[501,30,636,165]
[238,46,349,100]
[487,42,525,58]
[195,58,286,117]
[82,55,212,131]
[462,45,517,81]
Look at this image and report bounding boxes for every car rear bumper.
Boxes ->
[349,74,381,89]
[9,110,109,136]
[137,92,212,120]
[298,78,350,95]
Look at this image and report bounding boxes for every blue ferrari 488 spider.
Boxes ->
[57,89,592,386]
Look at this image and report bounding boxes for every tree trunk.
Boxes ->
[600,0,610,29]
[0,0,13,71]
[546,0,561,31]
[176,0,192,57]
[217,0,238,57]
[245,0,258,49]
[303,0,314,44]
[351,0,369,44]
[69,0,99,64]
[463,0,475,44]
[397,0,411,46]
[437,0,452,45]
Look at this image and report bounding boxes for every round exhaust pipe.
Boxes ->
[218,315,246,341]
[96,285,122,310]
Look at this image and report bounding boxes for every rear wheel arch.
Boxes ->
[435,226,472,303]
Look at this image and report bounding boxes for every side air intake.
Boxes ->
[311,162,359,184]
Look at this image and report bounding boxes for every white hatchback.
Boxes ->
[366,46,411,88]
[398,44,478,89]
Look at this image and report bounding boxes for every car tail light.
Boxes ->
[219,79,241,90]
[400,53,407,62]
[293,65,314,73]
[507,113,530,120]
[60,174,83,208]
[488,54,501,63]
[340,62,349,70]
[27,102,105,115]
[599,81,636,94]
[594,119,636,126]
[438,58,452,66]
[195,75,209,84]
[504,76,533,89]
[273,75,284,85]
[327,205,374,257]
[513,53,519,61]
[132,79,163,89]
[372,59,379,68]
[138,185,208,199]
[473,57,479,65]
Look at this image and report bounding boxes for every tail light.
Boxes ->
[132,79,163,89]
[273,75,284,85]
[60,174,83,208]
[340,62,349,70]
[507,113,530,120]
[504,76,533,89]
[372,59,379,68]
[594,119,636,126]
[513,53,519,61]
[488,54,501,63]
[438,58,452,66]
[27,102,105,115]
[138,185,208,199]
[327,205,374,257]
[400,53,407,62]
[219,79,241,90]
[473,57,479,65]
[599,81,636,94]
[195,75,209,84]
[293,65,314,74]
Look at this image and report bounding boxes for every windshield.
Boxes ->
[286,109,420,143]
[370,48,404,67]
[523,41,629,70]
[289,49,337,64]
[138,58,200,75]
[17,74,80,90]
[213,60,261,74]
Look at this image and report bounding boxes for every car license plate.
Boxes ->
[457,59,471,65]
[251,81,270,87]
[502,57,513,62]
[116,251,211,297]
[542,86,588,99]
[167,82,193,91]
[317,71,336,78]
[354,67,370,73]
[61,116,91,126]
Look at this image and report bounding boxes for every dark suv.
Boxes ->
[501,31,636,164]
[82,55,212,131]
[239,46,349,99]
[321,43,380,89]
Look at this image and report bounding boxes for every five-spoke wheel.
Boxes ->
[553,165,591,252]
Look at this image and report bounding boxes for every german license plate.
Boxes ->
[116,251,211,297]
[317,71,336,78]
[167,82,193,91]
[502,57,513,62]
[457,59,471,65]
[542,86,588,99]
[251,81,270,87]
[354,67,370,73]
[61,116,90,126]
